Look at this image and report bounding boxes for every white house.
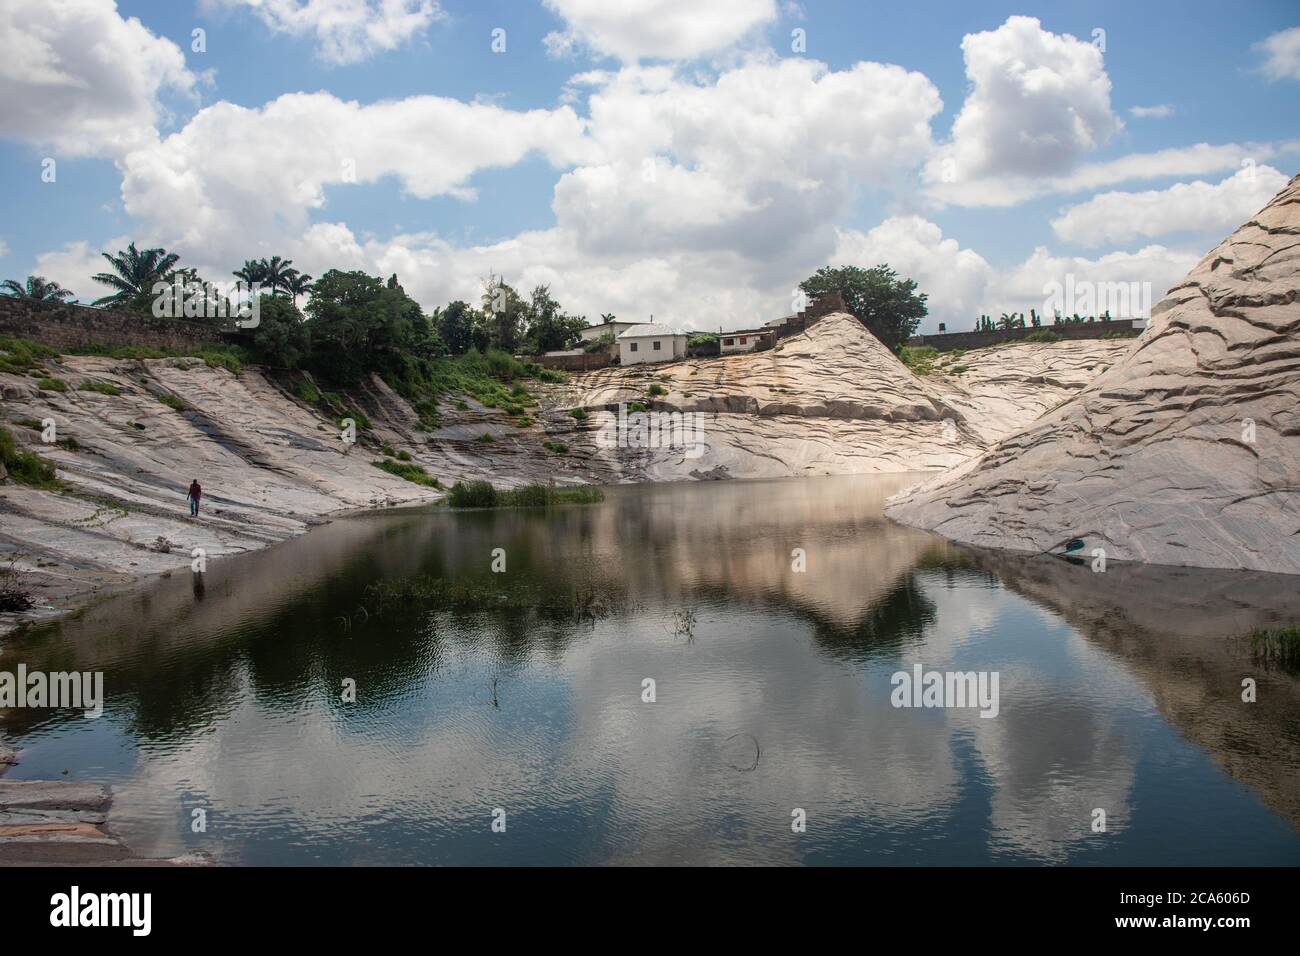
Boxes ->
[579,321,639,343]
[617,323,688,365]
[719,329,773,354]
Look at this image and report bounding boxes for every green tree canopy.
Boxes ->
[799,264,927,353]
[523,284,587,354]
[436,299,479,355]
[306,270,443,382]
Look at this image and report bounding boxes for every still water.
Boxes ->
[3,474,1299,865]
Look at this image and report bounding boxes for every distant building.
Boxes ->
[719,329,774,354]
[617,323,688,365]
[579,321,639,343]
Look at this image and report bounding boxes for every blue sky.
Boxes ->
[1,0,1297,331]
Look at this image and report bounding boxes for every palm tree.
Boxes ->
[263,256,295,297]
[1,275,74,302]
[233,259,269,288]
[92,242,179,308]
[285,271,313,306]
[600,312,616,324]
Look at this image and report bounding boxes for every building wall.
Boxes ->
[619,335,686,365]
[0,296,232,352]
[719,331,771,354]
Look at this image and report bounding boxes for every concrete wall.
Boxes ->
[720,331,773,354]
[909,320,1143,352]
[533,350,614,371]
[0,296,231,352]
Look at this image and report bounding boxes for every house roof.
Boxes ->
[579,321,637,336]
[617,323,688,338]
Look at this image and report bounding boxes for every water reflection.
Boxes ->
[1,474,1297,865]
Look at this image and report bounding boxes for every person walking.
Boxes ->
[187,479,202,517]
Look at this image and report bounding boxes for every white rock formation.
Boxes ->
[545,312,1132,481]
[887,174,1300,575]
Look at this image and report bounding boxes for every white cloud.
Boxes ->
[117,91,597,264]
[925,16,1120,200]
[553,58,940,260]
[831,218,992,326]
[0,0,199,157]
[1050,165,1290,247]
[543,0,778,62]
[32,236,129,302]
[1128,104,1174,119]
[203,0,445,65]
[985,244,1199,319]
[930,140,1292,208]
[1255,26,1300,82]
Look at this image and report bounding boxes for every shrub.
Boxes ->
[647,383,668,397]
[1249,626,1300,672]
[570,407,588,421]
[1023,330,1063,344]
[0,426,59,488]
[158,393,187,411]
[37,377,68,392]
[0,337,59,375]
[78,381,122,396]
[294,378,321,403]
[381,442,397,457]
[448,479,499,508]
[371,458,440,487]
[476,432,495,443]
[447,479,603,509]
[543,440,569,453]
[899,345,939,375]
[627,401,647,413]
[396,450,412,461]
[0,561,34,612]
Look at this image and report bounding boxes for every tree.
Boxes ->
[437,300,478,355]
[286,272,314,306]
[306,269,441,383]
[479,273,526,353]
[522,284,586,354]
[799,264,927,353]
[1,275,74,302]
[92,242,180,310]
[248,295,309,368]
[600,313,616,324]
[234,259,269,288]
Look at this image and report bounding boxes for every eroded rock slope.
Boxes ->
[887,174,1300,574]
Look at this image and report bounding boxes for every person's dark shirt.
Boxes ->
[188,482,202,500]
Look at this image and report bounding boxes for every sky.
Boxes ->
[0,0,1297,333]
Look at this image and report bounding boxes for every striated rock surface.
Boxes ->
[0,355,612,632]
[887,174,1300,575]
[542,312,1131,481]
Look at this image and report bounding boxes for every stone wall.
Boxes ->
[909,320,1143,352]
[0,296,230,352]
[532,350,614,372]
